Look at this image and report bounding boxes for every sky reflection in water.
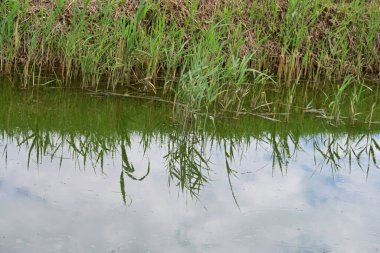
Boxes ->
[0,132,380,253]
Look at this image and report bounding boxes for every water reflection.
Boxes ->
[2,127,379,205]
[1,85,380,252]
[1,128,380,252]
[313,133,380,173]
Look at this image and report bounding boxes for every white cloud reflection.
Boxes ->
[0,133,380,253]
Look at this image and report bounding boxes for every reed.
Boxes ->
[0,0,379,123]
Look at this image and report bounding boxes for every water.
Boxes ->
[1,84,380,253]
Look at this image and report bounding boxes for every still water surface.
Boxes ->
[0,85,380,253]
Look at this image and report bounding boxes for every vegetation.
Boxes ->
[1,84,379,202]
[0,0,379,123]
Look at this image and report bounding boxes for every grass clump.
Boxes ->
[0,0,379,123]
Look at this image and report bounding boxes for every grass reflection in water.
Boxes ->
[2,126,379,206]
[1,84,379,206]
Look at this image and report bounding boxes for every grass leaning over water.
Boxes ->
[0,0,380,123]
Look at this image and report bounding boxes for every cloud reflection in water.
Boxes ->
[0,132,379,253]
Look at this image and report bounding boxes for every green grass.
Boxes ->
[0,0,379,123]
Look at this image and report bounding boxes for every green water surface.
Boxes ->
[0,81,380,253]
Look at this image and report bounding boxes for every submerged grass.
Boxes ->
[0,0,379,123]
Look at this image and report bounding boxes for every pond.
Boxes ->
[0,82,380,253]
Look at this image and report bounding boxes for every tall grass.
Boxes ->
[0,0,379,122]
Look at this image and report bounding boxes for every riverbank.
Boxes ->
[1,0,379,123]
